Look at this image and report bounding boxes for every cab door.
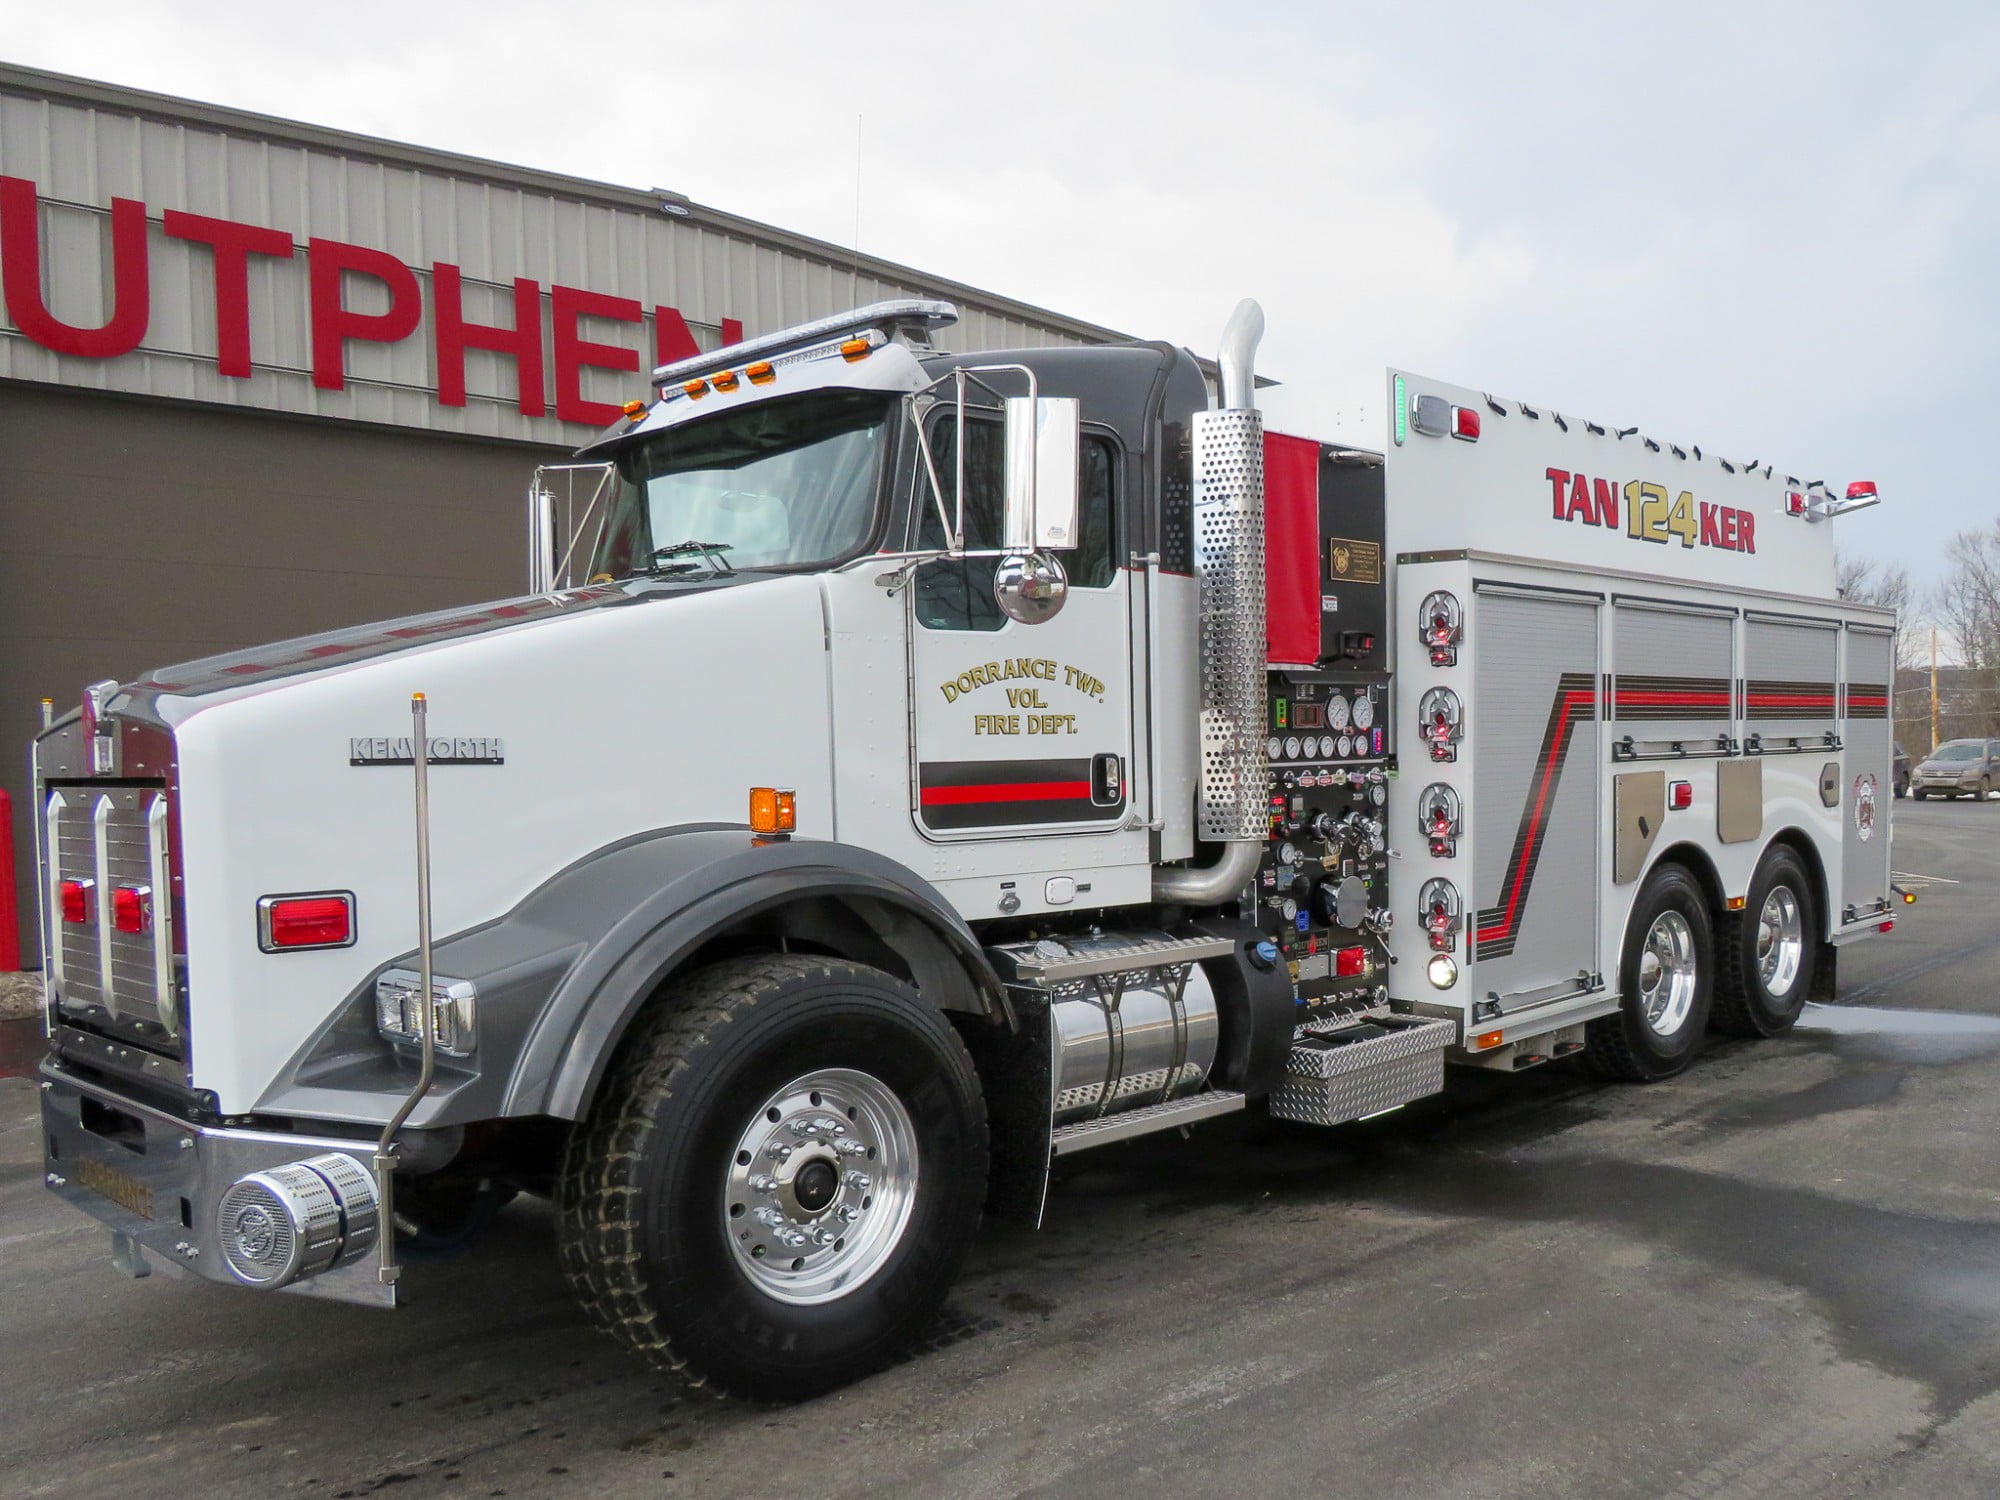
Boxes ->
[908,416,1133,840]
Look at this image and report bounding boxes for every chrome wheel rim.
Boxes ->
[724,1067,918,1306]
[1637,910,1698,1036]
[1756,886,1805,998]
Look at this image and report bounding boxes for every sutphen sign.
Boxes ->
[0,176,740,427]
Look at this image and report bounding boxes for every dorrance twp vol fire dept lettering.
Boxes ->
[1545,468,1757,554]
[937,658,1106,737]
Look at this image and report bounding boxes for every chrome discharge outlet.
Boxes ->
[215,1152,381,1288]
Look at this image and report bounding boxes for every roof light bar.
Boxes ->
[1795,479,1883,524]
[651,298,959,388]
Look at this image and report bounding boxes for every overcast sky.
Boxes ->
[9,0,1997,604]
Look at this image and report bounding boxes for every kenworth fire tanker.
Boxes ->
[33,298,1899,1397]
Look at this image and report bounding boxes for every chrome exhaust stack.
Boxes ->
[1154,299,1269,906]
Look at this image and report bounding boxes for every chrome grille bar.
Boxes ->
[92,796,117,1022]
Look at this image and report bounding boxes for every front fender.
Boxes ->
[502,828,1006,1119]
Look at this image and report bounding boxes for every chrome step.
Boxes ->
[1269,1014,1455,1127]
[1051,1091,1246,1155]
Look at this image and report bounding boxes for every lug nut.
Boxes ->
[766,1142,794,1161]
[811,1228,837,1247]
[749,1174,778,1193]
[837,1204,860,1223]
[753,1207,787,1228]
[835,1139,866,1157]
[844,1170,871,1190]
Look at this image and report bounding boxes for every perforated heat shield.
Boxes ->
[1192,407,1269,841]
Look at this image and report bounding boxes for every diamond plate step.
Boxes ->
[1000,933,1235,986]
[1050,1091,1246,1155]
[1269,1014,1455,1127]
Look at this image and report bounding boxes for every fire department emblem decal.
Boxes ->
[1331,545,1352,576]
[1853,773,1878,841]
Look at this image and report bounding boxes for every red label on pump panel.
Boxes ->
[1264,432,1324,666]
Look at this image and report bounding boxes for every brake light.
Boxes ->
[112,885,152,935]
[1336,945,1367,977]
[258,893,355,952]
[59,878,92,924]
[1668,780,1693,811]
[1786,491,1808,516]
[1846,480,1878,501]
[1450,405,1480,442]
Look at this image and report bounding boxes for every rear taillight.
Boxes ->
[59,878,93,924]
[257,893,355,952]
[113,884,152,935]
[1450,405,1480,442]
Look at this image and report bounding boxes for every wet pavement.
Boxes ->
[3,796,1999,1499]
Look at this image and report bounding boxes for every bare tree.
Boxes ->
[1835,551,1915,668]
[1929,522,2000,739]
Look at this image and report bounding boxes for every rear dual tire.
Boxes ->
[1713,848,1817,1038]
[1584,864,1714,1082]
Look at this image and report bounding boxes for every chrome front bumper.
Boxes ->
[39,1060,396,1306]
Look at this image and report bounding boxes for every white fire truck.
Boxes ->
[32,298,1899,1398]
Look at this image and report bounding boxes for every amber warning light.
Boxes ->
[749,787,797,837]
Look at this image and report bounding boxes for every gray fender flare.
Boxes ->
[495,826,1008,1120]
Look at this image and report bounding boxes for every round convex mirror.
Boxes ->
[993,552,1069,624]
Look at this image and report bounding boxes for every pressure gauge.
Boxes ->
[1277,841,1298,867]
[1267,735,1284,759]
[1351,694,1375,731]
[1280,897,1298,922]
[1324,695,1351,733]
[1337,733,1354,759]
[1316,735,1335,759]
[1284,736,1301,760]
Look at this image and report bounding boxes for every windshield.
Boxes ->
[1932,742,1983,761]
[589,392,890,579]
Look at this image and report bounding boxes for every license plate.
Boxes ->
[75,1155,155,1220]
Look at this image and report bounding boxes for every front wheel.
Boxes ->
[1713,847,1817,1038]
[557,955,988,1399]
[1915,789,1929,801]
[1584,864,1714,1082]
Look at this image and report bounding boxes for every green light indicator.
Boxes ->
[1392,374,1409,446]
[1275,698,1289,729]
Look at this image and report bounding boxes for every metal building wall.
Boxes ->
[0,65,1122,448]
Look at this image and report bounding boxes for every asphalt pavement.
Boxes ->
[4,797,1999,1500]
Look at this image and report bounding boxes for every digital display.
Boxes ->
[1293,703,1325,729]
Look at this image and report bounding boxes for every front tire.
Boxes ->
[557,955,988,1399]
[1584,864,1714,1081]
[1713,847,1817,1038]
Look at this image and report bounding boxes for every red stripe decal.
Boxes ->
[919,780,1093,806]
[1476,686,1594,946]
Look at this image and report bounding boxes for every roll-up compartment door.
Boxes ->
[1471,586,1601,1006]
[1841,625,1894,918]
[1745,614,1840,750]
[1610,601,1735,759]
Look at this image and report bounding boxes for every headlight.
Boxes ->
[375,969,478,1056]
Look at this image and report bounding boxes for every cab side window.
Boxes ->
[913,417,1117,632]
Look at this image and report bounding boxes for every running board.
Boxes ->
[1051,1091,1247,1155]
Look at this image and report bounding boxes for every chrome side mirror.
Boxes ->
[1001,396,1080,552]
[994,552,1068,624]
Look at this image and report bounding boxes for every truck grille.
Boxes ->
[44,783,184,1059]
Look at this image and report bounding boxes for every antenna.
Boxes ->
[851,113,863,305]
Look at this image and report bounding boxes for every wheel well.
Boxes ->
[1647,842,1725,919]
[1761,827,1831,927]
[670,893,995,1018]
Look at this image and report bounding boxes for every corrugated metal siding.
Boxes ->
[0,76,1114,447]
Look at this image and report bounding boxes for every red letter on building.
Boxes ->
[434,264,546,416]
[654,304,701,367]
[1700,501,1723,548]
[0,176,150,358]
[163,210,294,378]
[1735,509,1755,554]
[308,238,423,391]
[552,285,642,425]
[1546,468,1571,520]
